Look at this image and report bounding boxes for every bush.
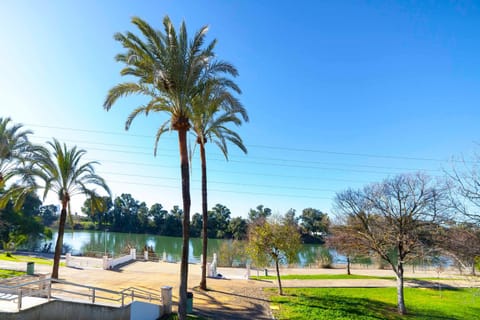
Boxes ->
[317,247,333,268]
[218,240,248,267]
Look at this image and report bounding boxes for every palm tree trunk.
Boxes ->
[178,128,191,320]
[52,202,67,279]
[200,142,208,290]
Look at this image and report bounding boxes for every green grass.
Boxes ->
[160,314,208,320]
[269,287,480,319]
[0,253,65,266]
[0,269,25,278]
[252,274,459,281]
[252,274,391,280]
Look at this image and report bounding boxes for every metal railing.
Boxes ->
[0,276,161,311]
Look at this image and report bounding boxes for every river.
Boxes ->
[41,230,334,267]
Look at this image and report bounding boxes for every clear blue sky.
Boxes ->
[1,1,479,218]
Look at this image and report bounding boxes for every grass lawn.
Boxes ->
[251,274,456,281]
[0,269,25,278]
[0,253,65,266]
[160,314,207,320]
[269,287,480,319]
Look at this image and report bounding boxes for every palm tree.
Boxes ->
[103,16,239,318]
[31,139,109,279]
[0,117,37,210]
[191,84,248,290]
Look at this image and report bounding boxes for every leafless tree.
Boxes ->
[326,224,368,275]
[446,154,480,223]
[436,222,480,275]
[334,173,449,315]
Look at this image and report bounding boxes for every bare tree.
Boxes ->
[326,224,368,275]
[437,222,480,275]
[447,154,480,223]
[334,173,448,315]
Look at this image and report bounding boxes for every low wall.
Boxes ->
[103,249,136,270]
[66,249,137,270]
[0,300,130,320]
[0,300,164,320]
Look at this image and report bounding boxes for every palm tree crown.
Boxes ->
[104,16,239,141]
[0,117,34,189]
[191,84,248,156]
[32,139,110,278]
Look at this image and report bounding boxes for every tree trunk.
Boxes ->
[178,128,191,320]
[396,263,407,315]
[275,258,283,295]
[347,256,351,275]
[199,143,208,290]
[51,202,67,279]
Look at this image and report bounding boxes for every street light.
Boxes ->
[104,229,109,256]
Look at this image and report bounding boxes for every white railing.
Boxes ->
[65,254,104,269]
[66,249,137,270]
[0,276,172,313]
[102,248,136,270]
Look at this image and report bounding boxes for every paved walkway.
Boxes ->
[1,257,477,319]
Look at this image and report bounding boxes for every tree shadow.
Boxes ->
[272,289,471,320]
[192,287,271,320]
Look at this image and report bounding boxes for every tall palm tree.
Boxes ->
[31,139,110,279]
[103,16,239,318]
[191,84,248,290]
[0,117,37,210]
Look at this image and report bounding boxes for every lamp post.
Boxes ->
[104,229,109,256]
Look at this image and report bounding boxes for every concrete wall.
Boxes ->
[0,300,130,320]
[130,301,161,320]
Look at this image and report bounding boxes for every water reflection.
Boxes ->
[44,230,324,266]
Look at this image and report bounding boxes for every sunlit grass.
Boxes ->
[269,287,480,319]
[160,314,208,320]
[0,269,25,278]
[0,253,65,266]
[251,274,460,281]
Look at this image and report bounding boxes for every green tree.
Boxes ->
[228,216,248,240]
[164,206,183,237]
[39,204,58,226]
[190,213,202,237]
[248,204,272,224]
[0,117,39,210]
[191,82,247,290]
[81,196,111,229]
[29,139,110,279]
[247,216,301,295]
[0,192,49,251]
[103,16,237,318]
[207,203,232,239]
[300,208,329,243]
[149,203,168,234]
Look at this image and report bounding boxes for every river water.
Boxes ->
[42,230,333,267]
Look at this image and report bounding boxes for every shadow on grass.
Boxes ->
[406,279,459,290]
[271,288,473,320]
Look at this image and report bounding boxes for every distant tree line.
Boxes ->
[79,194,329,243]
